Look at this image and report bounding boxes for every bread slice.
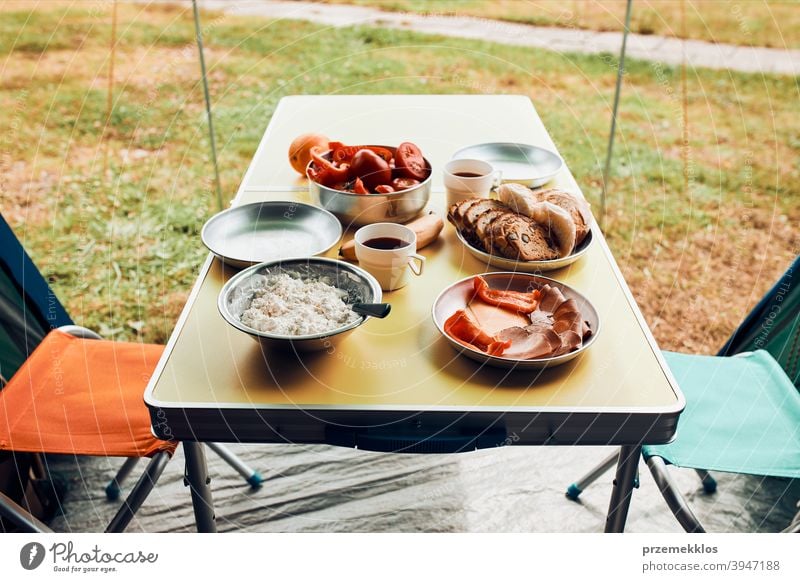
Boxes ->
[463,199,506,237]
[496,183,538,216]
[464,198,505,223]
[475,208,508,244]
[533,189,592,245]
[527,201,576,258]
[447,198,484,231]
[448,199,507,249]
[487,213,559,261]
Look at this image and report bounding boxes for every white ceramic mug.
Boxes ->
[444,158,502,206]
[354,223,425,291]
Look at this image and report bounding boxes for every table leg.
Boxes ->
[183,441,217,533]
[604,444,642,533]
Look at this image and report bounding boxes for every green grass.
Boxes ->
[1,3,798,353]
[322,0,800,49]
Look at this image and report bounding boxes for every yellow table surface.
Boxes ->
[146,95,682,415]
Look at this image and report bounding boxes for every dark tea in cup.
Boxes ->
[364,237,410,250]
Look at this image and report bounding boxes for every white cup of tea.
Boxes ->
[354,223,425,291]
[444,158,502,206]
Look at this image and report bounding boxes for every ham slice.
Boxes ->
[497,286,590,358]
[537,284,567,313]
[497,325,563,359]
[552,299,583,335]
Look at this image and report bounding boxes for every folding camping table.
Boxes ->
[144,95,684,533]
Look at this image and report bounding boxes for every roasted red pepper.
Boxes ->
[308,164,351,189]
[473,276,540,314]
[352,177,369,195]
[329,142,393,164]
[309,147,351,186]
[444,309,511,356]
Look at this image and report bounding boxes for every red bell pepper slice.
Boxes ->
[472,276,540,314]
[353,177,369,195]
[444,309,511,356]
[308,163,351,189]
[329,142,393,164]
[307,147,352,189]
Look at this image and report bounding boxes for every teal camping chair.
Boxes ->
[0,214,264,532]
[566,255,800,532]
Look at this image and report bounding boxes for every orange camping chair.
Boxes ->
[0,214,263,532]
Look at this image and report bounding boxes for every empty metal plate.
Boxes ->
[452,142,564,188]
[201,201,342,269]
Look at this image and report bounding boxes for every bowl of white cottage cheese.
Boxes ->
[218,257,382,351]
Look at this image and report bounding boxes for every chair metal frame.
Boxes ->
[566,256,800,533]
[0,214,264,533]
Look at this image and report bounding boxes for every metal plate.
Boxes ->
[201,201,342,269]
[432,272,600,369]
[452,142,563,187]
[455,228,593,272]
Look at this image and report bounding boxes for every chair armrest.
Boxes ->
[57,325,103,340]
[0,491,55,533]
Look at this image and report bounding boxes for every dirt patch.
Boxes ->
[1,45,215,91]
[618,204,798,354]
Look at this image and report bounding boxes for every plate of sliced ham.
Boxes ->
[432,273,599,369]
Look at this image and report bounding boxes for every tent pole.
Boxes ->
[600,0,633,231]
[192,0,224,212]
[103,0,118,181]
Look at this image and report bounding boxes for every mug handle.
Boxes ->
[491,169,503,189]
[407,253,425,276]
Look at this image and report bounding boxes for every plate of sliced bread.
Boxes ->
[447,184,593,272]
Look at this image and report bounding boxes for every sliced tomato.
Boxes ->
[394,142,428,181]
[391,177,420,191]
[374,184,395,194]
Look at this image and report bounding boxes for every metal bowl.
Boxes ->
[432,272,600,369]
[218,257,382,352]
[307,146,432,227]
[202,201,342,269]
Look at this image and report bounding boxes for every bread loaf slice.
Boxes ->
[475,208,508,245]
[447,198,483,231]
[463,199,506,239]
[487,213,559,261]
[533,189,592,245]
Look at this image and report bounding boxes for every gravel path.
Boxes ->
[197,0,800,75]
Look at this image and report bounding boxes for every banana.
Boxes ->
[338,211,444,261]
